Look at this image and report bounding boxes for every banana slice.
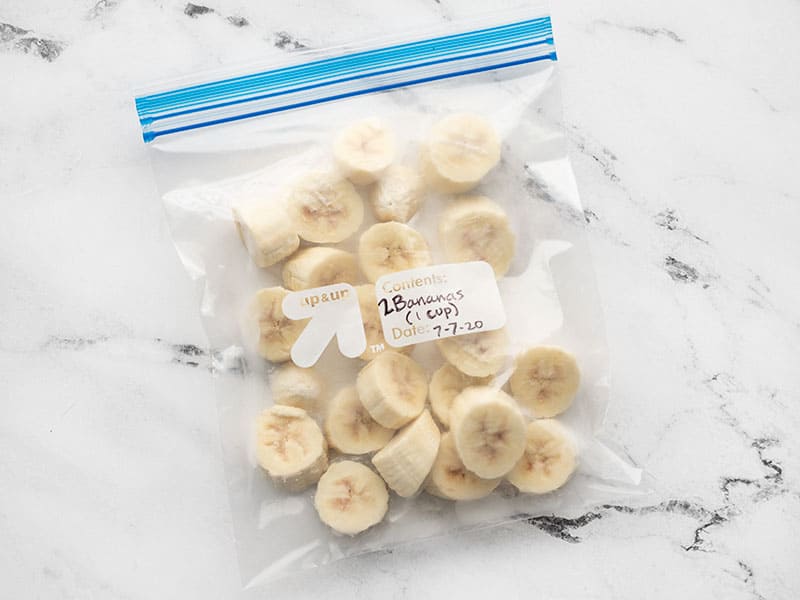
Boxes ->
[287,171,365,243]
[355,284,413,360]
[271,364,323,415]
[436,328,509,377]
[426,431,500,501]
[255,405,328,492]
[509,347,580,417]
[506,419,577,494]
[315,460,389,535]
[369,165,424,223]
[358,222,432,282]
[333,117,396,185]
[324,386,395,454]
[282,246,359,291]
[371,409,440,497]
[421,113,501,193]
[449,386,526,479]
[428,363,492,428]
[254,287,308,362]
[356,350,428,428]
[233,203,300,268]
[439,196,515,278]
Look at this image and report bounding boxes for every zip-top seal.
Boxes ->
[135,14,555,142]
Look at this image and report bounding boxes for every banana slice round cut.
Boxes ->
[355,284,413,360]
[429,363,492,428]
[506,419,577,494]
[509,347,580,417]
[324,386,395,454]
[426,431,500,501]
[282,246,359,291]
[333,117,395,185]
[436,328,509,377]
[255,405,328,492]
[287,171,365,243]
[254,287,309,362]
[450,386,526,479]
[271,364,323,415]
[356,350,428,428]
[371,409,441,497]
[439,196,515,278]
[421,113,501,192]
[358,221,432,282]
[315,460,389,535]
[369,165,424,223]
[233,203,300,268]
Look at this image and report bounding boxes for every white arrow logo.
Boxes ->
[282,283,367,368]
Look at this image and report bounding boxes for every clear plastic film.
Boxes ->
[136,7,646,588]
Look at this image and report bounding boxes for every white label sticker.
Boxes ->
[282,283,367,367]
[375,261,506,347]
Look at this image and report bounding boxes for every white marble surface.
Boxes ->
[1,0,799,598]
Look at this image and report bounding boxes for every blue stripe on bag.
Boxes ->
[136,16,555,142]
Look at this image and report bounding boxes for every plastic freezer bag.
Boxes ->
[135,7,644,586]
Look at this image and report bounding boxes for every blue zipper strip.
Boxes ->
[141,38,553,127]
[138,24,552,119]
[136,15,555,142]
[137,18,551,115]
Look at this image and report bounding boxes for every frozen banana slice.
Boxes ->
[254,287,308,362]
[436,328,509,378]
[356,350,427,428]
[421,113,501,193]
[287,171,364,243]
[450,386,526,479]
[439,196,515,278]
[315,460,389,535]
[369,165,424,223]
[426,431,500,501]
[325,386,395,454]
[358,221,432,282]
[255,405,327,492]
[282,246,359,291]
[509,347,580,417]
[506,419,577,494]
[271,364,323,415]
[429,363,492,428]
[333,117,395,185]
[371,409,440,497]
[233,203,300,268]
[355,284,413,360]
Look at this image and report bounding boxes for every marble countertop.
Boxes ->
[1,0,798,598]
